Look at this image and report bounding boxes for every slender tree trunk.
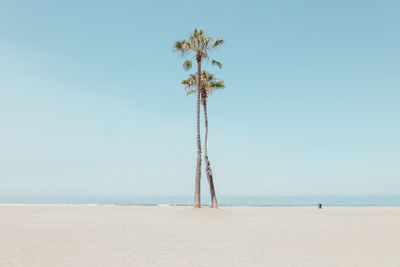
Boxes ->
[202,97,218,208]
[193,57,202,208]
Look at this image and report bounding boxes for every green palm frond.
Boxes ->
[173,40,190,55]
[211,60,222,69]
[210,80,225,90]
[173,40,183,50]
[212,39,224,48]
[185,89,196,96]
[183,60,192,70]
[181,74,196,88]
[201,51,208,59]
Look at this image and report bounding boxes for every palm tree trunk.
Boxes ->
[193,57,202,208]
[202,98,218,208]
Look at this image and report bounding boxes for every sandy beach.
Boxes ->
[1,206,399,266]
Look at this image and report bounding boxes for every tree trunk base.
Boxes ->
[211,196,218,208]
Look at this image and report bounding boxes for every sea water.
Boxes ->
[0,195,399,206]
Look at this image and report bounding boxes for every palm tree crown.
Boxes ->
[182,71,225,99]
[173,28,224,70]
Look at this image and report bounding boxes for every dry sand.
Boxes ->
[1,206,399,266]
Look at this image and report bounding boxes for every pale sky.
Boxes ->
[0,0,399,196]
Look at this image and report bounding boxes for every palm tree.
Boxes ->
[182,71,225,208]
[173,29,224,208]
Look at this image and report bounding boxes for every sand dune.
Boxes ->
[1,206,399,266]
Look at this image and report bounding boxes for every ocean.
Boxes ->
[0,195,399,206]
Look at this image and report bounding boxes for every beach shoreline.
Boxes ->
[1,206,399,266]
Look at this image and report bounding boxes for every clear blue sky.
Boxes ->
[1,0,399,196]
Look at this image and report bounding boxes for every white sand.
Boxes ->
[1,206,399,266]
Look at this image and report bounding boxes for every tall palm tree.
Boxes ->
[182,71,225,208]
[173,29,224,208]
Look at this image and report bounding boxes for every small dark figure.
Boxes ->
[318,203,322,209]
